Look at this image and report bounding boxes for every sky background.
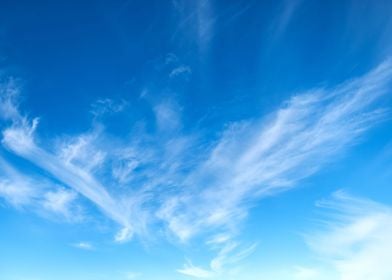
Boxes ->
[1,0,392,279]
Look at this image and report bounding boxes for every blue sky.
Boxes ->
[1,0,392,279]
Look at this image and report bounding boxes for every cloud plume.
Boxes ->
[1,59,392,275]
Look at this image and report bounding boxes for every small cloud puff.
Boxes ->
[72,242,94,250]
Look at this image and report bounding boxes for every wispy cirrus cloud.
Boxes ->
[295,191,392,280]
[2,126,134,239]
[177,241,257,279]
[90,98,128,119]
[0,157,39,207]
[41,188,82,222]
[177,261,215,279]
[171,0,215,53]
[0,80,132,238]
[0,78,22,122]
[272,0,303,39]
[0,150,81,221]
[1,59,392,275]
[169,65,192,79]
[167,59,392,276]
[72,242,94,251]
[159,59,392,243]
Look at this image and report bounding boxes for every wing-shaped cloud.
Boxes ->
[1,59,392,275]
[159,59,392,243]
[298,191,392,280]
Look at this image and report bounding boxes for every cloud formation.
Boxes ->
[72,242,94,251]
[159,59,392,245]
[1,59,392,275]
[297,191,392,280]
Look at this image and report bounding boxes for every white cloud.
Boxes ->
[210,242,257,272]
[159,59,392,244]
[153,101,182,132]
[90,98,127,118]
[1,121,132,237]
[2,133,131,230]
[301,191,392,280]
[41,188,81,222]
[169,65,192,79]
[0,78,22,122]
[0,156,58,211]
[0,158,38,207]
[172,0,215,53]
[177,260,215,279]
[206,233,232,245]
[57,130,106,172]
[177,242,257,278]
[1,59,392,275]
[72,242,94,250]
[196,0,214,52]
[115,226,134,243]
[272,0,303,40]
[0,156,81,221]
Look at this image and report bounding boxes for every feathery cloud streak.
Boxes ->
[1,59,392,274]
[297,191,392,280]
